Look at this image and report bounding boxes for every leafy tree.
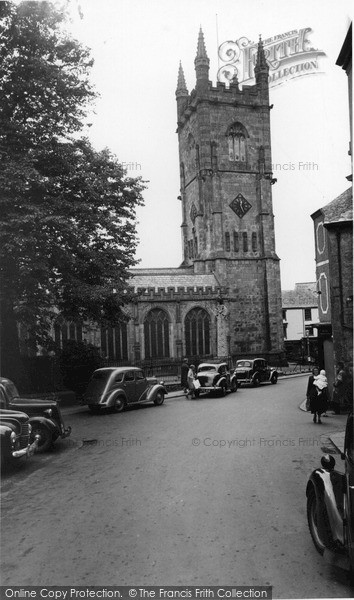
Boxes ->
[0,2,145,378]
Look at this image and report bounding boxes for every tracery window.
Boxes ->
[101,322,128,360]
[54,320,82,348]
[185,308,211,357]
[144,309,170,358]
[227,123,248,162]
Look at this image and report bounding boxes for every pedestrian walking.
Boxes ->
[310,369,329,424]
[181,358,189,394]
[187,364,197,399]
[306,366,319,410]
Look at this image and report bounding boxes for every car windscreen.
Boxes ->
[198,365,216,372]
[236,361,252,368]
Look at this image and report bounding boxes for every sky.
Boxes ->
[67,0,352,290]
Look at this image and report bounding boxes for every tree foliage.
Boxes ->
[0,2,145,368]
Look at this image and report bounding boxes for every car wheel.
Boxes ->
[230,379,237,393]
[271,373,278,384]
[154,391,165,405]
[307,487,334,554]
[253,376,260,387]
[113,397,126,413]
[220,385,227,397]
[31,423,52,453]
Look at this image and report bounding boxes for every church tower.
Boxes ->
[176,29,284,359]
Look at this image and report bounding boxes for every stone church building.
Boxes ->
[96,30,284,366]
[53,30,285,366]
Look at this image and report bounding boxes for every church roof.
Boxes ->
[322,187,353,224]
[129,268,220,291]
[282,282,318,308]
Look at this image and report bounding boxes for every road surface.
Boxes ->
[1,375,351,597]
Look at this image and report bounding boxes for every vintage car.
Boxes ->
[306,413,353,577]
[0,377,71,453]
[0,408,39,469]
[83,366,168,413]
[234,358,278,386]
[196,362,238,396]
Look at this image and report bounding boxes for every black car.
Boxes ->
[306,413,353,577]
[0,408,38,469]
[234,358,278,386]
[0,377,71,452]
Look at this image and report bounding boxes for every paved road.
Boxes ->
[1,376,351,597]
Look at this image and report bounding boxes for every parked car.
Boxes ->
[0,408,39,470]
[306,413,353,578]
[234,358,278,386]
[0,377,71,453]
[196,362,238,396]
[83,367,168,413]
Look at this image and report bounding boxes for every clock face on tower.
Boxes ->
[230,194,252,218]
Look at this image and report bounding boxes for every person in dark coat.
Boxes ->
[181,358,189,393]
[332,361,351,414]
[306,366,319,410]
[310,369,329,424]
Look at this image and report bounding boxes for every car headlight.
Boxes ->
[28,423,32,434]
[10,431,17,443]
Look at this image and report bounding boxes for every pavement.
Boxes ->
[299,398,346,454]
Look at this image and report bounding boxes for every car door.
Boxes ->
[123,371,136,403]
[259,360,267,382]
[135,370,148,402]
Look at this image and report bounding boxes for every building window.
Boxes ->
[252,232,257,252]
[188,239,194,259]
[282,309,287,321]
[144,309,170,359]
[304,308,312,321]
[54,320,82,348]
[243,232,248,252]
[225,232,230,252]
[101,322,128,361]
[283,323,288,339]
[185,308,211,357]
[233,231,239,252]
[227,123,248,162]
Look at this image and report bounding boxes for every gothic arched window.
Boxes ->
[185,308,211,357]
[54,320,82,348]
[101,322,128,361]
[144,309,170,358]
[227,123,248,162]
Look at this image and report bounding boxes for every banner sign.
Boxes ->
[217,28,326,88]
